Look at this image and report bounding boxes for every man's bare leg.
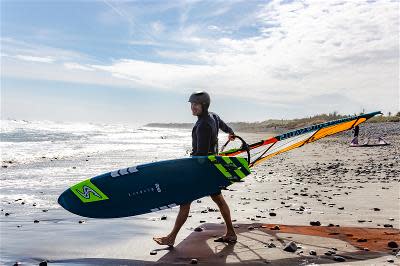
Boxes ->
[211,193,237,241]
[153,202,191,246]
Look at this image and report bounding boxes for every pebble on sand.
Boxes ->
[190,258,198,264]
[333,255,346,262]
[309,250,317,255]
[34,220,40,223]
[310,221,321,226]
[160,215,167,220]
[283,241,298,252]
[150,250,157,255]
[194,227,203,232]
[388,241,398,248]
[271,225,280,230]
[386,258,394,263]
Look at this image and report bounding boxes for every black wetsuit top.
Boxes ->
[191,111,234,156]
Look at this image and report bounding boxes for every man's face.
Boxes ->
[191,102,202,116]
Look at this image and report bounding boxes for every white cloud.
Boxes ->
[2,0,398,116]
[15,55,55,63]
[63,62,94,71]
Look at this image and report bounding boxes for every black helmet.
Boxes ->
[188,91,211,106]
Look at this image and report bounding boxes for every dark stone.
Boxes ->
[150,250,157,255]
[42,209,48,212]
[160,215,167,220]
[388,241,398,248]
[309,250,317,255]
[190,258,198,264]
[384,224,393,228]
[373,208,381,211]
[357,238,368,242]
[5,213,10,216]
[194,227,203,232]
[333,256,346,262]
[283,241,297,252]
[310,221,321,226]
[248,226,254,230]
[199,220,206,223]
[269,212,277,216]
[39,260,48,266]
[267,242,276,248]
[271,225,280,230]
[34,220,39,223]
[78,220,85,224]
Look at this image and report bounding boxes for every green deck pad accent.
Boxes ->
[70,179,109,203]
[208,156,233,179]
[221,156,246,179]
[233,157,251,173]
[220,148,240,154]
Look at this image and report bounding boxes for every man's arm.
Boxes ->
[217,116,235,141]
[193,123,212,156]
[215,114,234,134]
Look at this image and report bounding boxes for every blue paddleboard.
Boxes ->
[58,155,250,218]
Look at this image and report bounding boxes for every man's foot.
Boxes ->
[153,235,175,246]
[214,235,237,243]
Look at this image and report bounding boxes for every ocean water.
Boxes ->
[0,119,238,265]
[0,119,196,217]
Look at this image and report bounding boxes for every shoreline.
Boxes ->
[1,122,399,265]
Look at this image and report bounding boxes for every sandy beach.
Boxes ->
[1,122,399,265]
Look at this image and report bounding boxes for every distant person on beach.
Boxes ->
[153,91,238,246]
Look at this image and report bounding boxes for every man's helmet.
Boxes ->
[188,91,211,106]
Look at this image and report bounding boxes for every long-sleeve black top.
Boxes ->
[191,111,234,156]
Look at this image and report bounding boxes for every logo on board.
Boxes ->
[76,185,102,199]
[70,179,109,203]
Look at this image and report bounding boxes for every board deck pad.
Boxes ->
[58,156,250,218]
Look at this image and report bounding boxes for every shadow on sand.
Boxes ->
[48,223,399,265]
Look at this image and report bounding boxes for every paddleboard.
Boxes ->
[58,155,250,218]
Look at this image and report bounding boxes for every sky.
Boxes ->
[1,0,399,125]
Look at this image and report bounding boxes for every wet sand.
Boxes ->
[1,122,399,265]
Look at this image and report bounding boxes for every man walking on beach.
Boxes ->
[153,91,238,246]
